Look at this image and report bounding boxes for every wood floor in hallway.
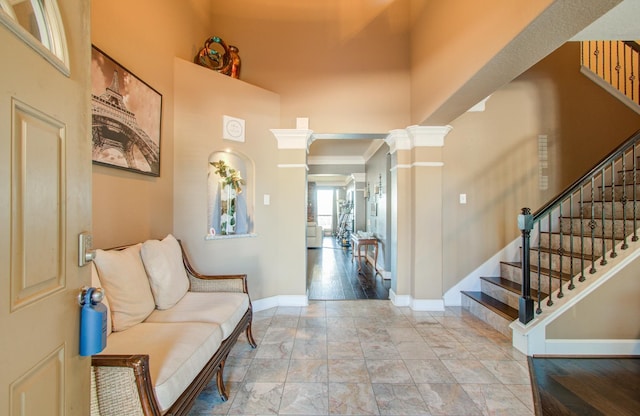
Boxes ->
[307,237,390,300]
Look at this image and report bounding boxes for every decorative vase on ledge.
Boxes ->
[220,182,237,235]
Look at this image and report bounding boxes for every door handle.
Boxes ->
[78,232,95,267]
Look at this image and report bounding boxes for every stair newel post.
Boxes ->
[518,207,534,324]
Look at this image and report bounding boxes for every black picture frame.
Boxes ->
[90,45,162,176]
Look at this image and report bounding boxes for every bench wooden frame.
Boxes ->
[91,241,257,416]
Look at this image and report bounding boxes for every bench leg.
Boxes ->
[246,322,257,348]
[216,359,229,401]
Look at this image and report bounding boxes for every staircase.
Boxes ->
[462,131,640,337]
[460,40,640,340]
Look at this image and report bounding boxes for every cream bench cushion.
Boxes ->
[145,291,250,340]
[98,321,223,413]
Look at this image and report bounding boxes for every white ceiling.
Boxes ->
[571,0,640,40]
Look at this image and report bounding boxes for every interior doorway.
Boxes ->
[305,135,391,301]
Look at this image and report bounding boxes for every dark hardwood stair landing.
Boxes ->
[529,356,640,416]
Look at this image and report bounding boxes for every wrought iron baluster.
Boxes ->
[621,150,629,250]
[568,193,575,290]
[630,45,636,102]
[547,211,553,306]
[625,45,629,97]
[610,161,617,259]
[609,41,612,85]
[536,225,542,314]
[616,41,621,91]
[634,143,639,242]
[601,168,609,265]
[579,186,586,282]
[557,203,564,298]
[589,177,597,274]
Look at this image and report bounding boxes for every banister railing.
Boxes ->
[519,128,640,324]
[581,40,639,106]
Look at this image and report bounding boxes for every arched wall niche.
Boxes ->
[206,150,255,238]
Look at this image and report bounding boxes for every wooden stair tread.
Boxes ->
[461,291,518,321]
[480,275,548,299]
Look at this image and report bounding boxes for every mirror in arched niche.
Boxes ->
[207,151,254,237]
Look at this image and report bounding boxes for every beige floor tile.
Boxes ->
[441,359,500,384]
[286,359,328,382]
[366,359,413,384]
[279,382,328,415]
[418,383,482,416]
[329,382,379,415]
[328,359,371,383]
[192,301,536,416]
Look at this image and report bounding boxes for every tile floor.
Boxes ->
[189,300,534,415]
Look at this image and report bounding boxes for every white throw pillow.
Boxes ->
[90,262,112,336]
[140,234,190,310]
[93,244,156,332]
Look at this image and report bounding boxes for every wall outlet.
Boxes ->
[459,194,467,204]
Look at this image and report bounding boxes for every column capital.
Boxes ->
[385,125,452,154]
[351,173,366,182]
[270,129,314,150]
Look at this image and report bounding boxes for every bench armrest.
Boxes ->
[91,355,161,416]
[178,240,249,294]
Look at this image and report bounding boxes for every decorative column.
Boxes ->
[270,128,313,302]
[386,125,452,310]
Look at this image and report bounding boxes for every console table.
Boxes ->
[350,235,379,275]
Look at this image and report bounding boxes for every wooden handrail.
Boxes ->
[533,128,640,220]
[623,40,640,54]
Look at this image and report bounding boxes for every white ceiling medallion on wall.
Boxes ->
[222,115,245,142]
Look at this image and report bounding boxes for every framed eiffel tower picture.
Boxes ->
[91,45,162,176]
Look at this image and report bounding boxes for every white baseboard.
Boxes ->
[253,295,309,312]
[389,289,445,311]
[443,236,521,306]
[544,339,640,356]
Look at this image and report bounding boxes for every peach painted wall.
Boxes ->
[442,43,640,293]
[546,253,640,339]
[172,58,308,301]
[409,0,554,125]
[91,0,213,248]
[206,0,412,133]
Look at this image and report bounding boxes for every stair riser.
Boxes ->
[480,280,520,310]
[561,218,637,240]
[582,201,640,220]
[500,263,564,294]
[461,296,512,338]
[539,233,611,257]
[532,250,591,276]
[599,183,640,200]
[616,170,640,184]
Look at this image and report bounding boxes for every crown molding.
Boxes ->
[270,129,314,149]
[351,173,366,182]
[385,125,453,153]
